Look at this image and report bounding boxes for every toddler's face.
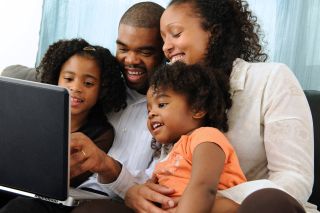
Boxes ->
[58,54,101,119]
[146,87,201,144]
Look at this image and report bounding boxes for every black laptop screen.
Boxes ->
[0,77,69,200]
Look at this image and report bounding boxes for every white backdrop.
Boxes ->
[0,0,43,72]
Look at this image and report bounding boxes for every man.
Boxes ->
[0,2,171,213]
[70,0,168,204]
[69,2,176,213]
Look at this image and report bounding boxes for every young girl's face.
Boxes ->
[58,54,101,119]
[147,86,202,144]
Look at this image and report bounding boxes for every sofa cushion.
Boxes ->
[1,65,38,81]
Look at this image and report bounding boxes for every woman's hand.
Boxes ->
[125,182,176,213]
[70,132,121,183]
[211,197,239,213]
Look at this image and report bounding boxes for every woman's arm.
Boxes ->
[176,142,226,213]
[262,64,314,202]
[220,62,314,206]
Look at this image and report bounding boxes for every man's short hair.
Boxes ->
[120,2,164,28]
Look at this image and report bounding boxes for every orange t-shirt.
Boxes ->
[153,127,246,197]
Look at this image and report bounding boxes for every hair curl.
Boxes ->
[37,38,127,114]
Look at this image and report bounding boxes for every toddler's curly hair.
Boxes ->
[150,61,230,132]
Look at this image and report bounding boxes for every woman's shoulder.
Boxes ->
[232,58,298,87]
[238,58,295,79]
[234,58,292,74]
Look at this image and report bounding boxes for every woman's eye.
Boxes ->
[172,32,181,38]
[64,77,72,82]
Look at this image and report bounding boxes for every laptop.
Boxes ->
[0,76,109,206]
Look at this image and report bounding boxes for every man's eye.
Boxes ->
[117,48,128,53]
[140,50,153,56]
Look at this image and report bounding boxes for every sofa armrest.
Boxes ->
[1,65,38,82]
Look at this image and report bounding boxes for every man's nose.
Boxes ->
[125,51,140,64]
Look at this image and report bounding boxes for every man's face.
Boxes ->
[116,24,164,94]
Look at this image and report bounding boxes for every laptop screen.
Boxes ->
[0,76,69,200]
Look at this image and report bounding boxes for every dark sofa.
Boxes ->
[305,90,320,210]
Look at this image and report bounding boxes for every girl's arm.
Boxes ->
[176,142,226,213]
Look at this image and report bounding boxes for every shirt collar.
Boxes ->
[126,86,146,105]
[229,58,250,96]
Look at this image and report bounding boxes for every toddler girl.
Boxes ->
[147,62,246,212]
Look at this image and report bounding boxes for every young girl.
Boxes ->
[146,62,246,212]
[0,39,127,212]
[37,38,127,187]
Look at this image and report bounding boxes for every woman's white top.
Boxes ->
[219,59,317,212]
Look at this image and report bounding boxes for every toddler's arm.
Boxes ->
[176,142,226,213]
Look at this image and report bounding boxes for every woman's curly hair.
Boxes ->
[168,0,268,124]
[37,38,126,114]
[149,62,230,156]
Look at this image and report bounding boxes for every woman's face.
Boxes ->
[160,3,211,65]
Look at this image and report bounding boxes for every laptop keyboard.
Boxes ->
[69,188,109,199]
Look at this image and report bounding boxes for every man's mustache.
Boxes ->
[125,64,145,70]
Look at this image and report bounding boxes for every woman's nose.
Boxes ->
[162,37,173,59]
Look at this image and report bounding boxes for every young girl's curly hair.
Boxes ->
[150,62,230,156]
[37,38,126,114]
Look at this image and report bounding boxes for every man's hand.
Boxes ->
[70,132,121,183]
[125,182,175,213]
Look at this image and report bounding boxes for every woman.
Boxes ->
[126,0,316,212]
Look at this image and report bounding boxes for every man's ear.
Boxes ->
[193,110,207,119]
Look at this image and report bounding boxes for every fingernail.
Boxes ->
[168,200,174,208]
